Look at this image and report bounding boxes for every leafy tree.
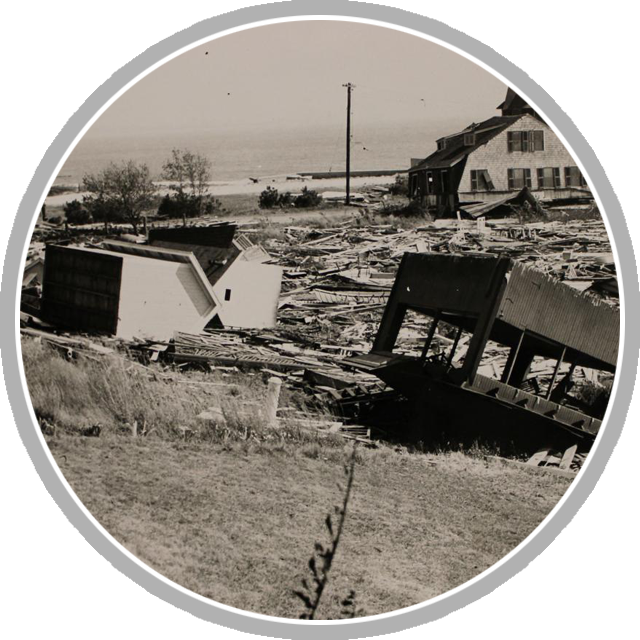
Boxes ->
[82,161,156,233]
[161,148,216,220]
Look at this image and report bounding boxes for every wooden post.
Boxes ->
[546,346,567,400]
[446,325,463,367]
[461,259,510,381]
[265,377,282,427]
[342,82,355,205]
[502,329,525,384]
[420,310,441,361]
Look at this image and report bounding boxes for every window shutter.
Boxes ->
[525,169,532,188]
[508,168,514,190]
[564,166,571,186]
[533,130,544,151]
[481,170,495,190]
[507,132,514,152]
[522,131,530,152]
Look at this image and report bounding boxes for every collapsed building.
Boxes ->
[147,223,282,329]
[349,253,619,453]
[41,243,219,341]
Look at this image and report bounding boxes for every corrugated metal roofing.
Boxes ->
[499,262,619,368]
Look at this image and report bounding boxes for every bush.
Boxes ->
[381,198,431,218]
[294,187,322,209]
[157,193,221,219]
[63,199,92,225]
[259,186,280,209]
[389,175,409,196]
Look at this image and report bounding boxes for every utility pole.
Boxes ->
[343,83,355,205]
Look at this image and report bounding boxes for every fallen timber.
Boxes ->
[22,210,618,458]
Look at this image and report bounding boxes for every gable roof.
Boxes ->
[409,115,523,172]
[498,47,615,111]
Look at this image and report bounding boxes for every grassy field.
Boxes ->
[22,326,572,619]
[21,436,619,620]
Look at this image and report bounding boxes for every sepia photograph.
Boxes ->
[17,17,620,621]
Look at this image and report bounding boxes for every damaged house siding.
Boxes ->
[459,114,580,202]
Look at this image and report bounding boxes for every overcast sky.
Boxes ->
[87,20,507,138]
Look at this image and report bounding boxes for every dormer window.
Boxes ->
[437,139,447,151]
[464,133,476,146]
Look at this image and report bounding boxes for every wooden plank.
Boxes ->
[527,448,550,467]
[559,444,578,470]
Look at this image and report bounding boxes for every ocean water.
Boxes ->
[55,120,452,186]
[40,120,620,185]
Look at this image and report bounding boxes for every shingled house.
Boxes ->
[408,88,589,216]
[498,38,615,171]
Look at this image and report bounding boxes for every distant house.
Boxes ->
[498,38,615,171]
[42,243,219,341]
[147,223,283,329]
[408,88,589,216]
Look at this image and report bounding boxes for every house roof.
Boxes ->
[498,47,614,111]
[99,241,219,309]
[409,115,523,172]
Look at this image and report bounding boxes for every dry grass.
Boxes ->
[23,336,572,619]
[46,434,570,619]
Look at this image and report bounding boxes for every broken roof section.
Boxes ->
[458,187,544,220]
[42,243,219,341]
[148,223,282,330]
[148,222,270,285]
[367,253,619,448]
[374,253,619,372]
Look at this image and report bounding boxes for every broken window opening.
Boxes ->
[470,169,495,192]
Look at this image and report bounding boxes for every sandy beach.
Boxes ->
[45,174,399,207]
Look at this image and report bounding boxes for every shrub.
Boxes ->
[157,193,221,219]
[259,186,280,209]
[63,199,92,225]
[381,198,431,218]
[294,187,322,209]
[389,175,409,196]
